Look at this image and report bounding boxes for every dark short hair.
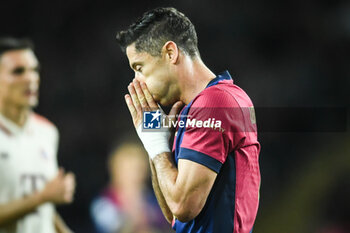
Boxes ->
[116,7,199,57]
[0,37,34,57]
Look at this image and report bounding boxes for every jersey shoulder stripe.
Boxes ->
[0,121,11,136]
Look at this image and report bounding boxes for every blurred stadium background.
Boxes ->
[1,0,349,232]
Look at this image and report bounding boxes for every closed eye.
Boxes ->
[136,65,142,73]
[12,65,40,76]
[12,67,25,75]
[131,62,143,73]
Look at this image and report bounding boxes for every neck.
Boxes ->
[179,56,216,104]
[0,102,30,127]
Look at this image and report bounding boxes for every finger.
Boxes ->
[64,177,75,194]
[169,101,184,122]
[128,83,141,111]
[65,172,75,179]
[64,192,74,203]
[65,173,75,184]
[66,172,75,178]
[169,101,184,116]
[65,181,75,192]
[125,94,137,120]
[140,82,158,110]
[58,168,65,177]
[133,79,149,110]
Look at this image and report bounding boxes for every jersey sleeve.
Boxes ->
[178,88,246,173]
[33,113,60,173]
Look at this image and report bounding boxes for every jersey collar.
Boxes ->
[0,113,30,136]
[183,70,233,108]
[206,70,233,88]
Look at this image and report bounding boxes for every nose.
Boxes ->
[24,70,39,83]
[134,72,141,81]
[23,70,40,91]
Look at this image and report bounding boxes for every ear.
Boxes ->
[162,41,179,64]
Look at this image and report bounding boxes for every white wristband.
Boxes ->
[136,124,171,160]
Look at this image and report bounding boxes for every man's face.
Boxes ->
[113,151,148,187]
[0,49,40,108]
[126,44,179,106]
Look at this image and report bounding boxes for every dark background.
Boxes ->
[1,0,349,232]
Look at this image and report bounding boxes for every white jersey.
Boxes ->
[0,112,59,233]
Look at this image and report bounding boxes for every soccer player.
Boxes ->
[116,7,261,233]
[90,140,172,233]
[0,38,75,233]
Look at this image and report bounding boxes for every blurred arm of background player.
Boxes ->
[0,169,75,232]
[54,211,74,233]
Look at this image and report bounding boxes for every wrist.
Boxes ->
[146,143,171,160]
[36,189,49,204]
[136,124,171,160]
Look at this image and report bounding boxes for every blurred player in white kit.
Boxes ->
[0,37,75,233]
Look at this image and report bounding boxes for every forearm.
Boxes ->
[153,152,182,214]
[153,153,213,222]
[149,159,173,223]
[0,192,45,227]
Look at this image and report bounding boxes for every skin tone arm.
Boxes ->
[54,212,73,233]
[153,154,217,222]
[0,169,75,227]
[125,80,217,222]
[149,159,173,223]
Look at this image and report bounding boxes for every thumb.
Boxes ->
[169,101,184,119]
[64,173,76,186]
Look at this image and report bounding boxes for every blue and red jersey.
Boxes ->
[172,71,261,233]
